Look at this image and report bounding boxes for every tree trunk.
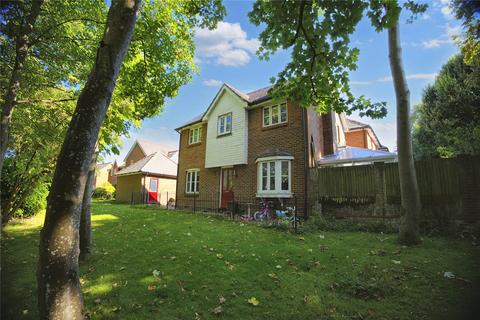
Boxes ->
[37,1,141,319]
[0,0,44,220]
[387,22,422,245]
[79,151,97,261]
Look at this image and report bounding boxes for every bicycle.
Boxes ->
[274,206,301,229]
[253,199,273,221]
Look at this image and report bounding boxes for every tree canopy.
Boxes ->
[413,54,480,159]
[451,0,480,67]
[248,0,426,118]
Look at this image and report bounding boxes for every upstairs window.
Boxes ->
[218,113,232,136]
[189,126,202,144]
[186,169,199,194]
[263,103,287,127]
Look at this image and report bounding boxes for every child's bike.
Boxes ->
[274,206,301,229]
[253,200,273,221]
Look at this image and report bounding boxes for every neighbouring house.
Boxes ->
[115,140,178,205]
[174,83,391,216]
[94,161,118,188]
[335,113,389,151]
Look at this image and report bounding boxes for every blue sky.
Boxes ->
[104,0,461,163]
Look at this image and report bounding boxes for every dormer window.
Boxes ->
[217,113,232,136]
[263,103,287,127]
[189,125,202,145]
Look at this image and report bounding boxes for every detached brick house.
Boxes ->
[175,83,386,216]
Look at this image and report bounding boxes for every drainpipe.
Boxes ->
[174,130,182,210]
[331,112,338,153]
[302,107,309,219]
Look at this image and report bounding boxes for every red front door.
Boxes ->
[220,168,234,209]
[148,178,158,203]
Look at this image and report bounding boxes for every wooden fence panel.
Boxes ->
[310,155,480,206]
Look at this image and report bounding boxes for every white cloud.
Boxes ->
[422,13,431,20]
[350,80,373,86]
[352,73,436,85]
[202,79,223,87]
[446,24,461,38]
[441,4,455,20]
[420,23,460,49]
[422,38,451,48]
[194,22,260,67]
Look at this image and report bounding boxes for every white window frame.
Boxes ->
[186,169,200,194]
[188,125,202,145]
[217,112,232,136]
[256,156,293,197]
[263,103,288,127]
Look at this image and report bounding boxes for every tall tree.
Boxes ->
[37,0,225,317]
[1,0,44,189]
[249,0,426,245]
[37,1,142,317]
[1,0,106,223]
[413,54,480,159]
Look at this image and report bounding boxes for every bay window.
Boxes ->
[263,103,287,127]
[256,156,293,197]
[186,169,199,194]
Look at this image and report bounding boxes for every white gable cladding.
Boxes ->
[205,89,248,168]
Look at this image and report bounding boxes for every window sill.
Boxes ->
[184,193,199,197]
[262,122,288,131]
[256,192,292,198]
[217,132,232,138]
[188,142,201,147]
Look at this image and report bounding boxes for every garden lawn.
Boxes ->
[2,201,480,320]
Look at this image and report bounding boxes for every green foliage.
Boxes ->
[0,93,74,223]
[2,202,480,319]
[20,182,49,217]
[248,0,426,117]
[92,182,116,200]
[450,0,480,67]
[1,0,224,218]
[1,0,225,158]
[1,157,49,220]
[413,54,480,159]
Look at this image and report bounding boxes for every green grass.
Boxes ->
[2,201,480,320]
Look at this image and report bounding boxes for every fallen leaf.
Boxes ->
[392,260,401,265]
[212,306,222,315]
[247,297,259,306]
[219,296,226,304]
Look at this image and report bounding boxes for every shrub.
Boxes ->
[93,182,116,200]
[21,183,49,216]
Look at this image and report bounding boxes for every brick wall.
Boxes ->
[321,114,334,155]
[176,123,220,208]
[116,174,142,203]
[345,130,367,148]
[234,100,308,214]
[126,144,146,166]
